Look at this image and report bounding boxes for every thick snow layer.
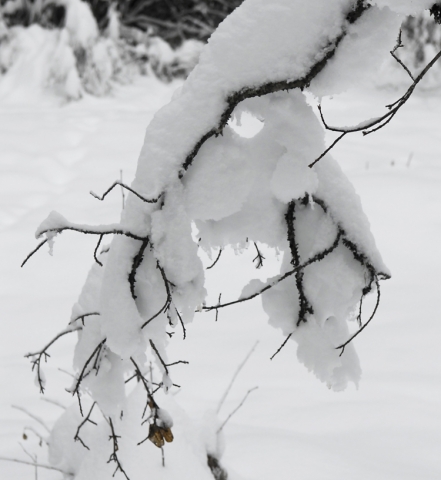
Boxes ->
[310,7,403,96]
[370,0,434,15]
[133,0,358,195]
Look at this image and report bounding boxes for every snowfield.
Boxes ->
[0,76,440,479]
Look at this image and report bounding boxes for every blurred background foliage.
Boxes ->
[0,0,243,45]
[0,0,440,97]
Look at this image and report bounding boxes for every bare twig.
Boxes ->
[22,426,48,446]
[309,132,347,168]
[40,397,66,410]
[165,360,189,367]
[175,307,186,340]
[270,333,293,361]
[69,312,100,326]
[90,181,160,204]
[107,418,130,480]
[74,402,97,450]
[217,387,258,433]
[18,443,38,480]
[71,339,107,396]
[217,341,258,414]
[149,340,169,376]
[25,326,82,394]
[252,242,265,269]
[203,229,342,312]
[12,406,50,434]
[311,48,441,167]
[21,239,48,268]
[120,170,126,210]
[141,263,172,329]
[94,234,105,267]
[390,30,415,81]
[336,276,381,355]
[37,225,146,242]
[129,358,157,416]
[0,457,73,476]
[206,248,223,270]
[23,225,147,267]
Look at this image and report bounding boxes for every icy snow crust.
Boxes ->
[29,0,432,477]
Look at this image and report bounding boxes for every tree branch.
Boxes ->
[107,418,130,480]
[71,339,107,396]
[217,386,258,433]
[90,181,160,204]
[141,263,172,329]
[74,402,97,450]
[390,30,415,81]
[311,48,441,167]
[24,326,82,394]
[21,239,48,268]
[206,248,223,270]
[180,0,371,174]
[0,457,73,476]
[252,242,265,269]
[336,276,381,355]
[217,341,259,414]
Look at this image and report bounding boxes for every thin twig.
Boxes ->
[120,170,126,210]
[22,427,48,446]
[270,333,293,361]
[141,263,172,329]
[94,234,105,267]
[311,47,441,168]
[38,225,146,242]
[206,249,223,270]
[69,312,100,326]
[90,181,160,204]
[390,30,415,81]
[72,339,106,396]
[203,230,341,312]
[21,239,48,268]
[309,132,346,168]
[217,341,259,414]
[12,406,50,434]
[252,242,265,269]
[175,307,186,340]
[336,277,381,355]
[0,457,73,475]
[25,326,82,394]
[18,443,38,480]
[217,387,258,433]
[107,418,130,480]
[40,397,66,410]
[74,402,97,451]
[149,340,169,376]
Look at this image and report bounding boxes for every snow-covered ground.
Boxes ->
[0,77,440,479]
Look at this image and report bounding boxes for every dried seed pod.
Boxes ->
[160,427,174,443]
[148,424,165,448]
